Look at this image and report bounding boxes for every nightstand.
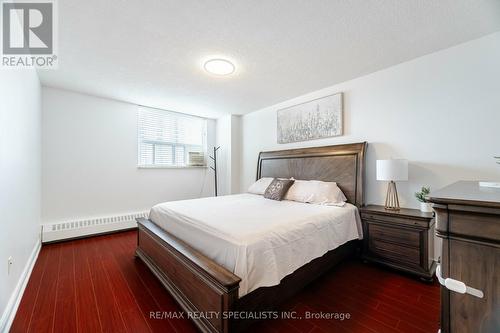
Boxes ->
[360,205,436,281]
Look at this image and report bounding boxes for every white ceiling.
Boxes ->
[38,0,500,118]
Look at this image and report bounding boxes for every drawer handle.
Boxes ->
[436,265,484,299]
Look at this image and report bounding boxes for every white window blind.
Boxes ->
[138,106,207,167]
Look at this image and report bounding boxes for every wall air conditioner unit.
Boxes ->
[188,151,205,166]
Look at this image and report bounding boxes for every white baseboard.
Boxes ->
[0,239,41,333]
[42,211,148,243]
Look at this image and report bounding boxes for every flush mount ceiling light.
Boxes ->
[203,58,235,76]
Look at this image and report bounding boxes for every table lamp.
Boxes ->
[376,159,408,211]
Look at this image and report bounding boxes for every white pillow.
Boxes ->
[285,180,347,206]
[247,177,274,195]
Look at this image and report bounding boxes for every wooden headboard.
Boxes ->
[256,142,367,207]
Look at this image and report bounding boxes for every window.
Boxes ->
[138,106,207,167]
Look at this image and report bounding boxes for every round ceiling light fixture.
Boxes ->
[203,58,235,76]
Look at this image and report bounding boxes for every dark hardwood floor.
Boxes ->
[11,230,440,333]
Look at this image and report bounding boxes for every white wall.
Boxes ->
[216,115,232,195]
[42,88,216,223]
[230,116,241,194]
[0,69,41,330]
[215,115,241,196]
[241,32,500,209]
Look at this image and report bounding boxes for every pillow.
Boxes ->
[264,178,295,201]
[284,180,347,206]
[247,177,274,195]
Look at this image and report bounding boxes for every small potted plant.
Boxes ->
[415,186,432,212]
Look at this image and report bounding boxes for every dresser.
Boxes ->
[360,205,436,281]
[428,181,500,333]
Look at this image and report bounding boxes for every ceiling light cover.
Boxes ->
[204,58,235,76]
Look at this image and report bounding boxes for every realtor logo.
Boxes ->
[1,0,57,68]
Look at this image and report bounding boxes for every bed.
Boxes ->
[136,142,367,332]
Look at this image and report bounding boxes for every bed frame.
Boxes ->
[135,142,367,332]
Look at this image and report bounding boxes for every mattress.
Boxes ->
[149,193,362,297]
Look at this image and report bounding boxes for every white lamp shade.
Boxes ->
[376,159,408,181]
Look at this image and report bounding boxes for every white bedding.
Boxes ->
[149,193,362,297]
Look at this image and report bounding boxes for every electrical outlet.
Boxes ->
[7,256,13,275]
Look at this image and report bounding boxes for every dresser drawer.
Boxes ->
[368,238,421,266]
[368,223,420,248]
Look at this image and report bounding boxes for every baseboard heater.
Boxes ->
[42,211,149,243]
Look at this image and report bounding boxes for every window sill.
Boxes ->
[137,165,208,169]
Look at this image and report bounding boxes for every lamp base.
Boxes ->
[384,181,400,211]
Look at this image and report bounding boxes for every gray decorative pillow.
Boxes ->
[264,178,295,201]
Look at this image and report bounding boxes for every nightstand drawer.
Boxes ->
[368,238,420,265]
[369,223,420,248]
[360,205,435,280]
[361,213,428,228]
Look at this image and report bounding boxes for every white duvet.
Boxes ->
[149,193,362,297]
